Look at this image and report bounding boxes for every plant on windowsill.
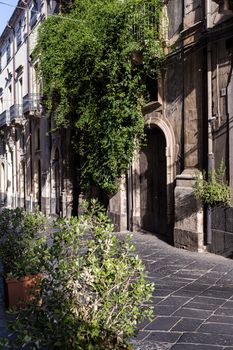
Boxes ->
[193,162,231,207]
[2,200,154,350]
[0,207,48,308]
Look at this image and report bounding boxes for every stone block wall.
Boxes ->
[208,207,233,257]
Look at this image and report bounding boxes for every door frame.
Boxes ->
[128,113,177,236]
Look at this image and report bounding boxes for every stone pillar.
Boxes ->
[174,169,206,252]
[108,176,127,231]
[132,152,141,231]
[227,72,233,205]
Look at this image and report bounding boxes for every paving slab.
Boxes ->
[126,231,233,350]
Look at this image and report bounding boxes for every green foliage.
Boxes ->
[4,200,154,349]
[35,0,164,194]
[0,208,48,279]
[194,163,231,207]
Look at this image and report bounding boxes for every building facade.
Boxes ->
[0,0,74,218]
[109,0,233,257]
[0,0,233,256]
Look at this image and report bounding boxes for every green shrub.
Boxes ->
[194,163,231,207]
[3,200,154,349]
[0,208,48,279]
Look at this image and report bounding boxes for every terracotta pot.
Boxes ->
[5,274,43,309]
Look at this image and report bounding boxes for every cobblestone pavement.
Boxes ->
[127,232,233,350]
[2,233,233,349]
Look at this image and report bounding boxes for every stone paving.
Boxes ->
[128,231,233,350]
[2,232,233,349]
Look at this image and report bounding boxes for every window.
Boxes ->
[16,20,22,48]
[30,0,38,28]
[8,85,12,108]
[0,98,3,114]
[19,78,23,99]
[17,77,23,106]
[145,77,158,103]
[35,127,40,150]
[33,63,41,94]
[214,0,233,13]
[6,39,11,62]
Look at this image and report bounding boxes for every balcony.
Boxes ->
[0,110,10,127]
[23,93,41,116]
[10,105,23,123]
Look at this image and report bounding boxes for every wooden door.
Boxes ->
[139,127,167,234]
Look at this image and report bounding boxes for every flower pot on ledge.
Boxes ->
[5,274,43,309]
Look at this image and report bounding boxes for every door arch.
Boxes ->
[140,126,167,234]
[127,114,177,237]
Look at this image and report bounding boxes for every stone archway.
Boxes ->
[130,114,177,237]
[108,112,177,234]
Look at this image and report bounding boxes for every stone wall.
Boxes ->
[208,207,233,257]
[174,169,205,252]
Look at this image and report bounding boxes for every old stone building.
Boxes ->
[0,0,74,218]
[109,0,233,257]
[0,0,233,256]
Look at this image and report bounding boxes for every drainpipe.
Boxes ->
[206,0,214,244]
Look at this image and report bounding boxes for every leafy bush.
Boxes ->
[0,208,48,279]
[3,200,154,349]
[194,163,231,207]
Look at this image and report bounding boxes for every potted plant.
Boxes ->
[194,162,231,207]
[2,200,154,349]
[0,207,48,308]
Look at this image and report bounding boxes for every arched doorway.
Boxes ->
[139,126,167,234]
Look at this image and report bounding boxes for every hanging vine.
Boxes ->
[35,0,164,194]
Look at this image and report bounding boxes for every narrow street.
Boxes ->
[127,232,233,350]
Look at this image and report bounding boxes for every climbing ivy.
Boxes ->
[35,0,164,194]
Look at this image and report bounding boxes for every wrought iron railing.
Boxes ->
[23,93,41,114]
[132,4,159,42]
[10,104,23,122]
